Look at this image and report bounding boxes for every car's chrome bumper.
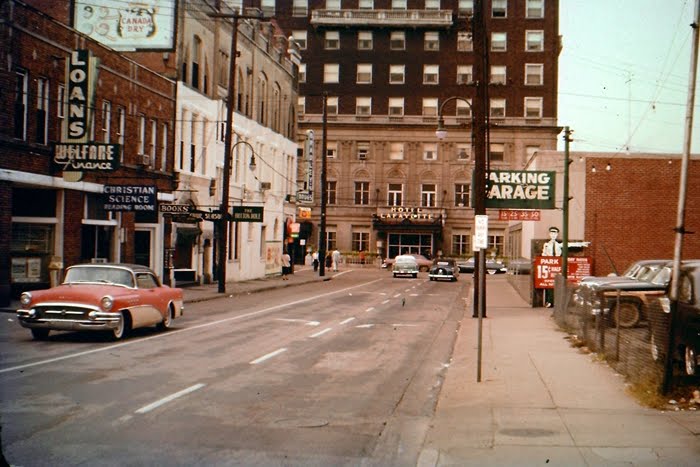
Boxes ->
[17,308,120,331]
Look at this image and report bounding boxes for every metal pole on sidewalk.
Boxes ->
[318,92,328,277]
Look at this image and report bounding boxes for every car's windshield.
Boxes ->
[64,266,135,287]
[650,266,672,286]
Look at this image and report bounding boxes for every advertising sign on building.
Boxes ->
[232,206,264,222]
[53,143,121,171]
[65,50,98,142]
[480,170,556,209]
[304,129,314,194]
[103,185,157,211]
[72,0,177,51]
[534,256,593,289]
[498,210,541,221]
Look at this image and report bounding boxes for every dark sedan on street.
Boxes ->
[429,259,459,282]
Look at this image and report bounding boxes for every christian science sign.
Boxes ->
[103,185,156,211]
[480,170,556,209]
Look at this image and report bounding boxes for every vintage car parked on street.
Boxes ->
[429,259,459,282]
[648,261,700,376]
[16,263,184,340]
[457,257,508,274]
[392,255,419,278]
[383,254,432,272]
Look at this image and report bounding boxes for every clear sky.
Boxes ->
[558,0,699,154]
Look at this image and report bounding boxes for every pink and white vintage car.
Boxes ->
[17,263,184,340]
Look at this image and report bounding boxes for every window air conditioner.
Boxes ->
[260,182,272,190]
[139,154,151,166]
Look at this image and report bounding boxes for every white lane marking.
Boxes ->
[393,294,401,298]
[276,318,320,326]
[381,299,390,304]
[135,383,206,414]
[250,348,288,365]
[410,294,419,297]
[339,317,355,325]
[391,324,418,327]
[365,307,375,312]
[0,278,384,375]
[379,292,387,296]
[404,289,411,292]
[310,328,333,338]
[356,324,374,328]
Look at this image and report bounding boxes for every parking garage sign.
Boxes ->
[482,170,556,209]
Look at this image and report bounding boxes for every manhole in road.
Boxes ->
[498,428,557,437]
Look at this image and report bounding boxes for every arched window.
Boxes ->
[192,35,202,90]
[236,68,244,112]
[272,82,281,132]
[258,73,268,125]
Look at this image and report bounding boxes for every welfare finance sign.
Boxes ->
[103,185,156,211]
[478,170,556,209]
[53,143,121,171]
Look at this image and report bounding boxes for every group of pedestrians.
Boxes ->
[311,249,341,272]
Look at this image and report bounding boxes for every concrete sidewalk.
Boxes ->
[419,275,700,467]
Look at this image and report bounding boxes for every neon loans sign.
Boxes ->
[482,170,556,209]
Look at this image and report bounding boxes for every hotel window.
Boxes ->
[326,142,338,159]
[297,96,306,115]
[425,0,440,9]
[161,123,168,171]
[456,99,472,118]
[423,64,439,84]
[358,31,373,50]
[392,0,407,9]
[291,30,307,49]
[389,142,404,160]
[355,182,370,205]
[390,31,406,50]
[352,231,370,252]
[101,100,111,143]
[326,0,340,8]
[457,65,473,84]
[138,114,146,155]
[424,31,439,51]
[526,30,544,51]
[457,32,473,51]
[359,0,373,8]
[117,107,125,148]
[490,98,506,118]
[36,78,49,145]
[458,0,474,15]
[298,63,306,83]
[150,119,157,164]
[14,69,28,140]
[526,0,544,18]
[388,184,403,206]
[261,0,275,16]
[293,0,308,16]
[357,141,370,160]
[524,97,543,118]
[388,97,404,116]
[325,31,339,50]
[421,184,437,207]
[327,96,339,115]
[452,234,471,256]
[455,183,470,206]
[423,142,437,160]
[525,63,544,85]
[456,143,471,160]
[422,98,438,117]
[357,64,373,84]
[492,0,507,17]
[389,64,405,84]
[491,32,507,51]
[325,230,337,252]
[490,65,507,84]
[324,64,340,83]
[490,143,505,162]
[356,97,371,116]
[326,180,337,204]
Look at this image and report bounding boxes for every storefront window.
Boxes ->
[11,223,55,283]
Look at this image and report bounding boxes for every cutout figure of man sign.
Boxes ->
[542,226,562,307]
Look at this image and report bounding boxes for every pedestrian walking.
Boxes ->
[332,248,341,272]
[325,253,332,269]
[312,250,319,271]
[281,250,291,280]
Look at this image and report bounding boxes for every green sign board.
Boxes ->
[232,206,264,222]
[476,170,556,209]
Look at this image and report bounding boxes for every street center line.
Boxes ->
[250,348,288,365]
[365,307,375,312]
[393,294,401,298]
[310,328,332,338]
[339,317,355,325]
[0,278,383,375]
[135,383,206,414]
[381,299,390,304]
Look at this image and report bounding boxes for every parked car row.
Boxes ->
[572,258,700,376]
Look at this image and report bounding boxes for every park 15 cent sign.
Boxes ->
[478,170,556,209]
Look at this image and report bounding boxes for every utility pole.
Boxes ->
[210,4,265,293]
[562,126,572,280]
[318,92,328,277]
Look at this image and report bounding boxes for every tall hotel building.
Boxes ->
[274,0,560,261]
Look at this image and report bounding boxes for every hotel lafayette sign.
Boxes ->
[481,170,556,209]
[377,207,440,222]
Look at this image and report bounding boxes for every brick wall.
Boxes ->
[585,157,700,275]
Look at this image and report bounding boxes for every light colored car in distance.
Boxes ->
[429,259,459,282]
[457,257,508,274]
[383,254,433,272]
[16,263,184,340]
[392,255,419,278]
